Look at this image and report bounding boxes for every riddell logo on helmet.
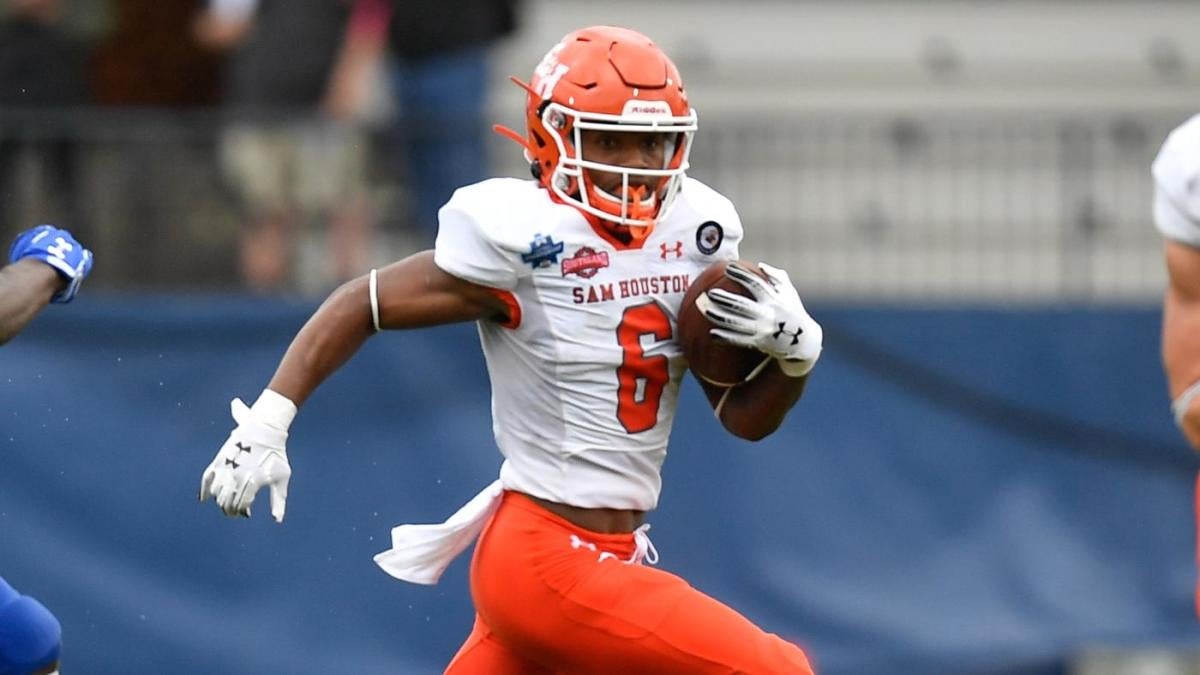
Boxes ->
[622,100,671,117]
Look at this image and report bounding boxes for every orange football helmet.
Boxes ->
[496,26,697,237]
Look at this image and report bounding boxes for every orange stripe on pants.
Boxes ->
[445,491,815,674]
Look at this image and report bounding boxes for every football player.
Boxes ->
[200,26,821,673]
[1,224,93,675]
[1153,113,1200,615]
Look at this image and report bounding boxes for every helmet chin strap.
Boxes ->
[493,78,540,154]
[492,124,530,154]
[621,185,655,243]
[593,184,655,215]
[619,185,655,226]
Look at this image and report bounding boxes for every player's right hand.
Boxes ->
[8,225,94,303]
[199,393,296,523]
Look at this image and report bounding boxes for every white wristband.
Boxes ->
[1172,379,1200,427]
[368,268,381,332]
[252,389,298,431]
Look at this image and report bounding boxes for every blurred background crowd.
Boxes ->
[0,0,518,293]
[1,0,1196,302]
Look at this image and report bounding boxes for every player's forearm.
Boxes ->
[0,260,64,345]
[1162,240,1200,398]
[718,364,808,441]
[1163,287,1200,450]
[1163,288,1200,395]
[268,276,375,406]
[1162,241,1200,450]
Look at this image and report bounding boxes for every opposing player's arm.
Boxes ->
[268,250,510,406]
[697,369,808,441]
[0,259,65,345]
[1163,239,1200,450]
[2,223,92,346]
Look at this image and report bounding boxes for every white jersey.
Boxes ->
[1153,113,1200,246]
[433,177,743,510]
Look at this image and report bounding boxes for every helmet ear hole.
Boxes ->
[529,161,542,180]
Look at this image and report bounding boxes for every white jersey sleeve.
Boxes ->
[434,179,535,290]
[681,177,744,262]
[1153,113,1200,247]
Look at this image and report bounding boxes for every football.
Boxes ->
[677,260,773,386]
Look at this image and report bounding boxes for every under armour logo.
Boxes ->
[224,457,240,469]
[45,237,73,261]
[235,442,251,454]
[569,534,619,563]
[659,241,683,259]
[773,322,803,346]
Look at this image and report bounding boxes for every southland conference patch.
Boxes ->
[561,246,610,278]
[696,221,723,255]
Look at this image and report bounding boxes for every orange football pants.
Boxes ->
[445,491,814,674]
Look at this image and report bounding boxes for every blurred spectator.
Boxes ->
[0,0,89,244]
[329,0,520,242]
[196,0,372,293]
[92,0,221,106]
[0,0,87,107]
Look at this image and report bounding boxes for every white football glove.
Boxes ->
[696,262,823,377]
[199,390,297,522]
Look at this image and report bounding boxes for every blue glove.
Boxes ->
[9,225,94,303]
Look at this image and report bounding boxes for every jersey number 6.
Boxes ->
[616,302,672,433]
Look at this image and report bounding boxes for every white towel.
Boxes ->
[373,480,504,585]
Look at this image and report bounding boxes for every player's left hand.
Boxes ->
[9,225,94,303]
[699,262,823,377]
